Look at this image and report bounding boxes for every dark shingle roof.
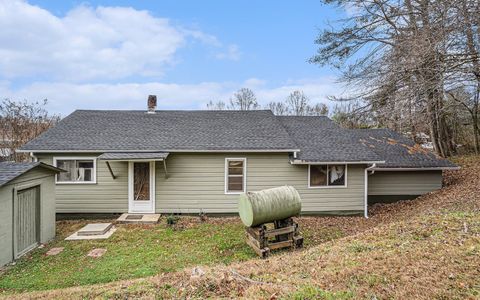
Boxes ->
[352,128,458,168]
[98,152,169,160]
[18,109,457,167]
[21,110,299,152]
[278,116,382,162]
[0,162,62,187]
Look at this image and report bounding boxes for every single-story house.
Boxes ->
[0,162,62,267]
[17,97,458,217]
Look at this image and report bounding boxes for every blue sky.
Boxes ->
[0,0,347,115]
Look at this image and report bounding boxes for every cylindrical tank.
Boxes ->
[238,186,302,227]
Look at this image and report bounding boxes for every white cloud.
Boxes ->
[0,0,238,81]
[215,44,241,61]
[243,78,267,88]
[0,2,339,115]
[0,76,341,115]
[255,77,342,106]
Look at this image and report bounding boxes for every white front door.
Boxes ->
[128,161,155,213]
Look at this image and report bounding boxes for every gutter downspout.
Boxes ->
[30,152,38,162]
[163,159,169,179]
[364,163,377,218]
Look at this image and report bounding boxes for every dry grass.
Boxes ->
[2,155,480,299]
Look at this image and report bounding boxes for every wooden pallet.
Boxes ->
[245,217,303,258]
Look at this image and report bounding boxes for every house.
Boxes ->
[17,97,458,217]
[0,162,62,267]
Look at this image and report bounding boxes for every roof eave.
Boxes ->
[0,162,64,188]
[18,149,301,153]
[36,162,65,173]
[370,166,461,171]
[290,160,386,165]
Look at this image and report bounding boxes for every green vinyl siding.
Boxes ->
[39,152,365,214]
[38,154,128,213]
[0,186,13,266]
[0,167,56,267]
[368,170,443,195]
[156,153,365,214]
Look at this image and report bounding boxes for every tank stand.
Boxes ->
[245,217,303,258]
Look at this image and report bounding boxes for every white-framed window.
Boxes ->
[308,164,347,188]
[225,158,246,194]
[53,157,97,184]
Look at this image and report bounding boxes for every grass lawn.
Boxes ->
[0,213,358,294]
[0,217,255,293]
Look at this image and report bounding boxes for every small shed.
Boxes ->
[0,162,62,267]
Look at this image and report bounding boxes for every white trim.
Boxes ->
[18,149,300,153]
[308,164,348,189]
[224,158,247,194]
[53,156,97,184]
[292,160,385,165]
[100,158,166,162]
[364,167,369,218]
[370,167,460,171]
[128,161,155,213]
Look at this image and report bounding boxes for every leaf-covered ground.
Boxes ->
[1,156,479,299]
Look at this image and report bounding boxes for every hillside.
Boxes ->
[4,156,480,299]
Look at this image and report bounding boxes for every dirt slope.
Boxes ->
[4,156,479,300]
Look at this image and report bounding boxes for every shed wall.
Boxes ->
[0,186,13,266]
[0,168,56,267]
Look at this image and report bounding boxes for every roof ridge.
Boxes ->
[20,109,299,152]
[276,115,330,118]
[73,109,274,112]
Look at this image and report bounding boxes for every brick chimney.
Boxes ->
[147,95,157,113]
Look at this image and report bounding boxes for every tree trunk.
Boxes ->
[473,112,480,154]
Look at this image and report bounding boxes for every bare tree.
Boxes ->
[447,88,480,154]
[206,100,227,110]
[0,99,59,162]
[331,102,371,129]
[445,0,480,153]
[307,103,329,116]
[286,90,310,116]
[229,88,259,110]
[309,0,480,157]
[267,101,288,115]
[266,90,329,116]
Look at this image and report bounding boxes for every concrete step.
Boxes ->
[116,213,160,224]
[77,223,113,236]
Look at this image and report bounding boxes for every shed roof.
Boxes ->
[352,129,458,169]
[0,162,63,187]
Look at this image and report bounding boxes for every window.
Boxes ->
[133,162,150,201]
[54,157,96,184]
[225,158,246,193]
[309,164,346,188]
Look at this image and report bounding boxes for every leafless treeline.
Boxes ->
[311,0,480,156]
[207,88,329,116]
[0,99,59,162]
